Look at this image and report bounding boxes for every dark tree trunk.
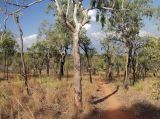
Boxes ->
[86,54,92,83]
[6,58,8,80]
[131,52,136,85]
[46,49,50,76]
[66,55,69,80]
[39,69,42,75]
[124,49,129,89]
[106,55,113,81]
[116,66,120,77]
[3,52,7,79]
[106,64,113,81]
[58,51,66,80]
[58,60,64,80]
[46,60,50,76]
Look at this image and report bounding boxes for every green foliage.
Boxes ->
[79,29,96,57]
[0,31,16,56]
[36,77,62,89]
[134,82,143,91]
[0,31,17,68]
[108,0,153,40]
[139,37,160,73]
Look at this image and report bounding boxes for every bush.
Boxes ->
[151,79,160,100]
[134,82,143,91]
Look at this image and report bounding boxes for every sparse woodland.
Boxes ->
[0,0,160,119]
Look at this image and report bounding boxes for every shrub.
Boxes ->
[151,79,160,100]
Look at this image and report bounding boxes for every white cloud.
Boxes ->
[90,30,157,43]
[83,10,97,30]
[88,9,97,22]
[17,34,38,50]
[83,24,91,30]
[91,31,105,40]
[139,30,155,37]
[23,34,38,48]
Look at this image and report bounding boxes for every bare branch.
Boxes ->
[65,20,75,32]
[1,15,9,40]
[54,0,62,14]
[5,0,45,13]
[66,0,70,17]
[73,3,78,26]
[54,0,75,32]
[6,2,28,7]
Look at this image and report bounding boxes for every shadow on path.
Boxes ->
[89,85,119,105]
[83,101,160,119]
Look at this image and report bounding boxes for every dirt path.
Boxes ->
[98,83,135,119]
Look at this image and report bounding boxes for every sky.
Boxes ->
[0,0,160,50]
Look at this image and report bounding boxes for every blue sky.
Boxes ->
[0,0,53,37]
[0,0,160,49]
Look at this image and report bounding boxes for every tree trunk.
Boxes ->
[73,32,82,112]
[46,49,50,76]
[58,52,66,80]
[67,55,69,81]
[46,59,50,76]
[39,69,42,75]
[107,64,113,81]
[86,54,92,83]
[116,65,120,77]
[106,54,113,81]
[3,52,6,79]
[131,52,136,85]
[58,59,64,80]
[14,15,30,95]
[6,57,9,80]
[124,50,129,89]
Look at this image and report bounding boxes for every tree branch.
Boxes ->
[66,0,70,17]
[54,0,75,32]
[73,3,78,26]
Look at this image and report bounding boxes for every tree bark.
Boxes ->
[107,64,113,81]
[6,57,8,80]
[58,60,64,80]
[46,59,50,76]
[106,55,113,81]
[67,55,69,81]
[131,51,136,85]
[39,69,42,75]
[46,49,50,76]
[124,49,129,89]
[14,15,30,95]
[86,53,92,83]
[3,52,6,79]
[73,32,82,112]
[58,52,66,80]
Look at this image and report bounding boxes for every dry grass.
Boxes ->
[1,72,160,119]
[108,76,160,119]
[0,74,101,119]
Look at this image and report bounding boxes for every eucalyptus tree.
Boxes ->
[140,37,160,77]
[154,6,160,30]
[0,31,16,80]
[48,19,72,80]
[79,29,96,83]
[108,0,153,88]
[28,41,47,76]
[51,0,127,111]
[101,37,115,81]
[38,19,72,79]
[38,20,54,76]
[0,0,45,95]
